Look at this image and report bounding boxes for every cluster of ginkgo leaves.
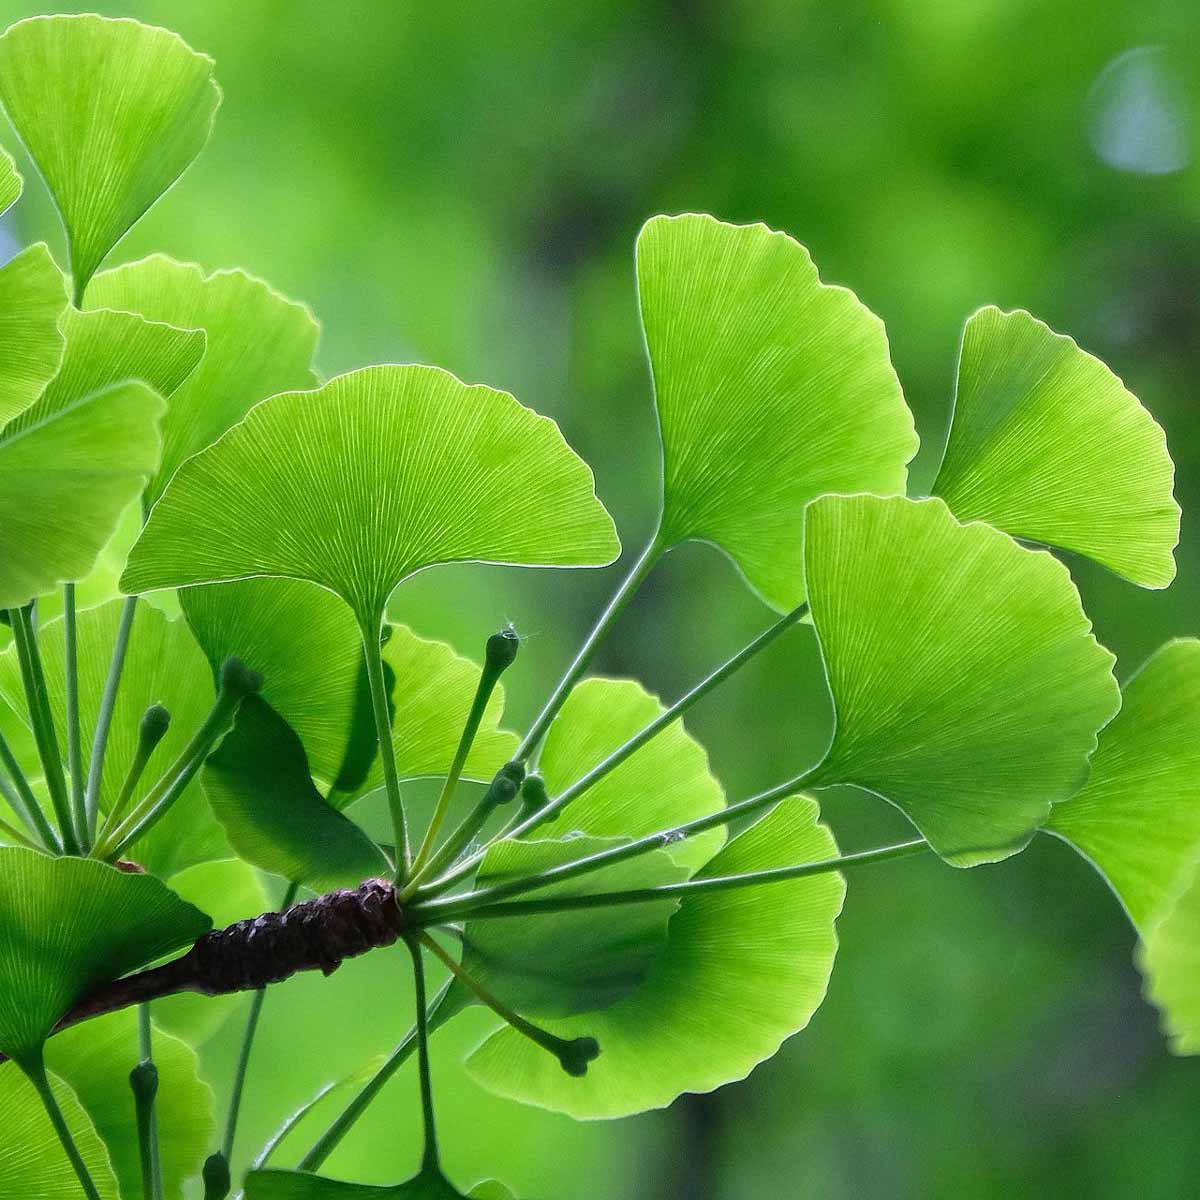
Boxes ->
[0,13,1196,1200]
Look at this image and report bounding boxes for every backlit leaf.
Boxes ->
[638,213,917,610]
[1140,867,1200,1054]
[805,494,1120,866]
[467,797,844,1118]
[0,242,67,425]
[0,848,210,1065]
[932,306,1179,588]
[0,144,20,215]
[123,364,620,628]
[0,14,220,296]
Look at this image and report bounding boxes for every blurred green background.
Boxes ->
[3,1,1200,1196]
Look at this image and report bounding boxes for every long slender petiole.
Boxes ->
[104,705,172,838]
[25,1055,103,1200]
[131,1003,163,1200]
[8,605,78,853]
[0,727,60,851]
[409,628,519,880]
[85,594,138,840]
[405,936,441,1174]
[420,839,930,924]
[419,932,598,1076]
[361,618,409,877]
[63,584,88,850]
[0,806,42,851]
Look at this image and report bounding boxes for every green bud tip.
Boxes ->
[128,1059,158,1101]
[488,760,526,805]
[557,1035,601,1077]
[202,1152,231,1200]
[138,702,171,747]
[486,625,521,672]
[218,656,263,698]
[520,773,548,810]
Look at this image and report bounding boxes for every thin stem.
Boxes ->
[421,839,930,923]
[63,584,88,850]
[222,880,299,1163]
[515,533,662,764]
[297,980,456,1173]
[9,605,77,853]
[132,1004,163,1200]
[26,1056,103,1200]
[415,767,821,919]
[361,621,409,877]
[0,806,42,851]
[85,595,137,839]
[0,727,60,851]
[105,705,171,836]
[404,936,440,1174]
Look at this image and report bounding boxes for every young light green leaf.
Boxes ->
[45,1009,217,1200]
[202,694,391,890]
[0,242,68,425]
[1047,639,1200,931]
[0,15,220,296]
[0,144,20,216]
[123,364,620,628]
[86,254,319,504]
[531,676,725,872]
[246,1168,513,1199]
[467,797,844,1118]
[0,379,164,609]
[0,599,228,876]
[0,1065,119,1198]
[1139,867,1200,1054]
[638,213,917,611]
[805,494,1120,867]
[462,834,687,1017]
[0,848,210,1065]
[932,307,1179,588]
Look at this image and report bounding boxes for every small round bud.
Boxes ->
[129,1059,158,1102]
[519,773,548,811]
[557,1036,600,1077]
[202,1151,231,1200]
[218,656,263,698]
[138,702,171,747]
[485,626,520,672]
[487,760,525,805]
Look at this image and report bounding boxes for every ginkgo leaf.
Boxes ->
[467,797,844,1118]
[462,834,687,1017]
[45,1009,216,1200]
[531,676,725,872]
[1140,867,1200,1054]
[1047,639,1200,930]
[246,1168,514,1199]
[637,213,917,611]
[932,306,1179,588]
[86,254,319,504]
[0,14,220,297]
[0,599,228,876]
[0,242,68,425]
[202,694,391,890]
[0,848,210,1065]
[0,379,164,609]
[0,144,20,216]
[0,1064,119,1198]
[123,364,620,629]
[804,494,1120,867]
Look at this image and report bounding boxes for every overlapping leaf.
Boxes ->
[805,494,1120,866]
[0,848,210,1065]
[467,797,843,1118]
[637,213,917,610]
[87,254,320,503]
[0,14,220,295]
[0,242,67,425]
[123,364,620,628]
[246,1169,514,1199]
[1140,870,1200,1054]
[933,306,1179,588]
[0,144,19,215]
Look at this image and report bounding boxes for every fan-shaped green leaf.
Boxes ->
[0,145,20,216]
[0,1064,118,1198]
[246,1168,513,1199]
[123,364,619,628]
[462,835,687,1017]
[1140,867,1200,1054]
[86,254,320,504]
[1047,639,1200,930]
[0,848,210,1065]
[0,598,227,876]
[0,379,164,609]
[932,306,1179,588]
[0,242,67,425]
[531,676,725,872]
[637,213,917,611]
[0,15,220,296]
[203,694,390,889]
[805,494,1120,866]
[45,1009,216,1200]
[467,797,843,1118]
